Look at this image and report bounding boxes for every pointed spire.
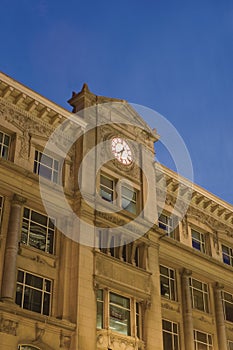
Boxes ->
[81,83,90,93]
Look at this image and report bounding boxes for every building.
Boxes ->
[0,71,233,350]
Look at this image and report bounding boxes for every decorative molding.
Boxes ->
[35,323,45,341]
[12,193,27,206]
[161,302,180,313]
[60,330,71,349]
[0,316,18,336]
[197,315,212,325]
[97,330,145,350]
[18,249,56,268]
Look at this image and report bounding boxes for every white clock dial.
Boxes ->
[111,137,133,165]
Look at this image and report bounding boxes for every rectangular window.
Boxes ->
[21,207,55,254]
[96,289,141,338]
[190,278,209,313]
[121,185,137,214]
[160,265,176,300]
[15,270,52,316]
[228,341,233,350]
[191,229,206,253]
[162,319,179,350]
[97,289,104,329]
[100,174,114,202]
[194,330,213,350]
[110,292,131,336]
[34,150,59,183]
[158,214,175,238]
[222,291,233,323]
[0,130,10,159]
[222,244,233,267]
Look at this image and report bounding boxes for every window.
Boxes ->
[100,174,114,202]
[99,173,138,215]
[34,150,59,183]
[0,130,10,159]
[222,291,233,323]
[194,330,213,350]
[21,207,55,254]
[121,185,137,214]
[15,270,52,316]
[222,244,233,267]
[190,278,209,313]
[162,319,179,350]
[228,341,233,350]
[97,289,104,329]
[160,265,176,300]
[191,229,206,253]
[96,289,141,338]
[158,214,174,238]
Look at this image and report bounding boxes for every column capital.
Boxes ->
[182,268,192,277]
[214,282,224,291]
[12,193,27,206]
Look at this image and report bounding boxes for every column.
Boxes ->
[214,282,228,350]
[1,194,26,301]
[144,242,163,349]
[181,268,195,350]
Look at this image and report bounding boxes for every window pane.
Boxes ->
[109,305,130,335]
[23,288,42,313]
[110,293,130,309]
[25,274,43,289]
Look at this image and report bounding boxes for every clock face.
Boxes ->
[111,137,133,165]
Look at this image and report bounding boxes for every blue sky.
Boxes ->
[1,0,233,203]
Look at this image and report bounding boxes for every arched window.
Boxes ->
[18,345,41,350]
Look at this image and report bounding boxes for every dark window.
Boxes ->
[0,131,10,159]
[16,270,52,316]
[160,265,176,300]
[162,319,179,350]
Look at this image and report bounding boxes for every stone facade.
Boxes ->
[0,71,232,350]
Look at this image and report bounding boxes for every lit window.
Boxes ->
[194,330,213,350]
[21,207,55,254]
[100,175,114,202]
[97,289,104,329]
[34,150,59,183]
[190,278,209,313]
[121,185,137,214]
[96,289,141,338]
[191,230,206,253]
[222,244,233,267]
[222,291,233,323]
[162,319,179,350]
[228,341,233,350]
[0,131,10,159]
[15,270,52,316]
[160,265,176,300]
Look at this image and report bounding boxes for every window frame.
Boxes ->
[18,346,41,350]
[0,130,10,160]
[222,244,233,267]
[158,213,175,238]
[189,277,209,313]
[96,289,142,338]
[191,229,206,253]
[162,319,179,350]
[99,173,139,215]
[15,269,52,316]
[193,329,213,350]
[222,291,233,323]
[33,150,59,183]
[160,265,176,301]
[21,207,55,254]
[228,340,233,350]
[0,195,4,229]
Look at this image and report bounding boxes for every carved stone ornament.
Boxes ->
[182,215,189,238]
[60,331,71,349]
[0,99,75,159]
[35,323,45,341]
[0,316,18,336]
[188,206,233,237]
[161,302,180,313]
